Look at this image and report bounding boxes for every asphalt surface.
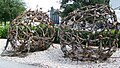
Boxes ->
[0,58,39,68]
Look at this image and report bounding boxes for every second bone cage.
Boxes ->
[59,4,119,61]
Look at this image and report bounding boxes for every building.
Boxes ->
[50,7,59,24]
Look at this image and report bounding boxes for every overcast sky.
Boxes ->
[23,0,60,12]
[23,0,120,11]
[110,0,120,9]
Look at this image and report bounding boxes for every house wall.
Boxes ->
[115,10,120,29]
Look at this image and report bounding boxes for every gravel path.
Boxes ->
[0,39,120,68]
[0,58,39,68]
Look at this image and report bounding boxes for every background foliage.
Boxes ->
[60,0,110,17]
[0,0,26,25]
[0,25,9,38]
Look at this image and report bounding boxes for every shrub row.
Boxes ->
[0,25,9,38]
[0,25,120,47]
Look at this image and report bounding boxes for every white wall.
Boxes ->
[115,10,120,23]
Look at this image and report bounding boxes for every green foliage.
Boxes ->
[60,0,110,17]
[53,27,60,43]
[0,0,26,25]
[0,25,9,38]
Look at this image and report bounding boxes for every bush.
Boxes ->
[0,25,9,38]
[0,25,120,48]
[118,30,120,48]
[53,27,60,43]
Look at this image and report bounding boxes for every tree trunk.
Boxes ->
[4,19,6,26]
[0,21,2,26]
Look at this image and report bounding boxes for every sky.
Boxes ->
[110,0,120,9]
[23,0,120,11]
[23,0,61,12]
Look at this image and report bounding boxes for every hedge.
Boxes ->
[0,25,120,47]
[0,25,9,38]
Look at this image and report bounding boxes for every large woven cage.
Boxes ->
[59,4,118,61]
[3,9,55,55]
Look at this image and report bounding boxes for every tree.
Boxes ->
[60,0,110,17]
[0,0,26,25]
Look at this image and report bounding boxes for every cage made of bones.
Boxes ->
[4,9,55,54]
[59,4,118,61]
